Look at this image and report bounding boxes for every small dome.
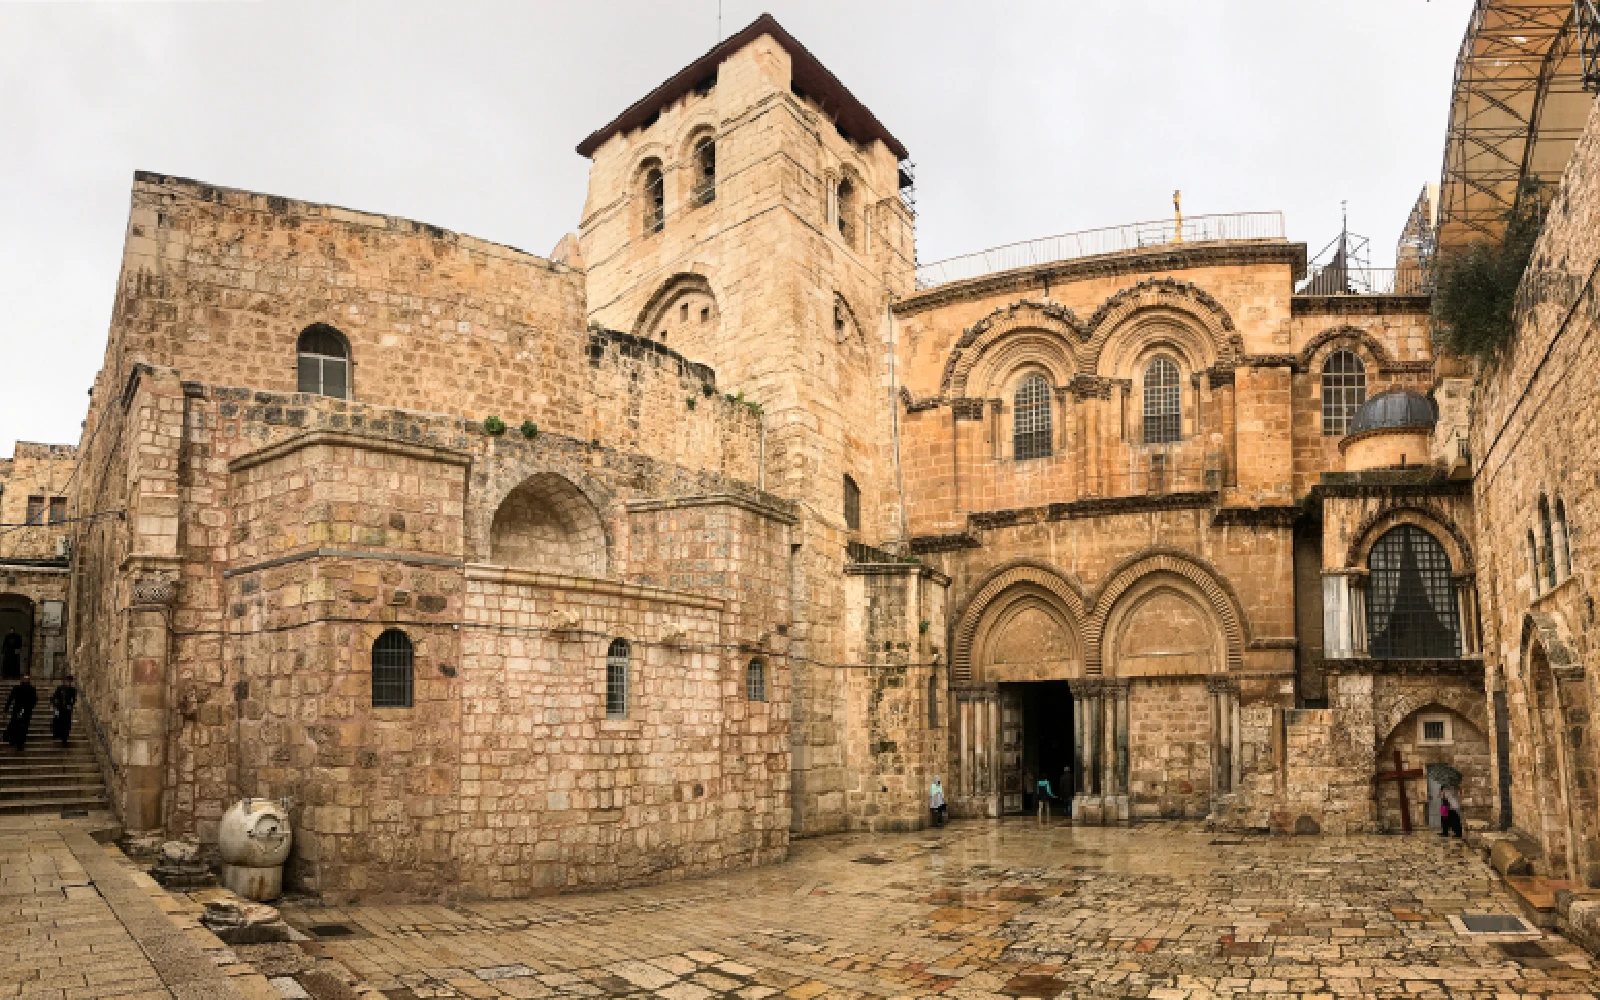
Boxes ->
[1348,388,1436,436]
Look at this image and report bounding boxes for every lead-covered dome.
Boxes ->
[1348,388,1436,436]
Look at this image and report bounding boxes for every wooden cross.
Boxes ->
[1374,750,1426,833]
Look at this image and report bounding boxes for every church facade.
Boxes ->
[4,14,1567,902]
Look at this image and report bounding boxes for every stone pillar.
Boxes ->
[1219,375,1238,487]
[988,399,1003,461]
[1106,679,1130,824]
[1349,576,1368,656]
[988,696,1001,816]
[1070,678,1104,823]
[124,566,178,832]
[1322,573,1351,659]
[959,697,972,798]
[1455,576,1480,656]
[1208,675,1239,798]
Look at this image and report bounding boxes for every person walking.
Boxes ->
[4,675,38,751]
[1440,784,1464,838]
[49,675,77,746]
[929,775,947,827]
[1036,777,1055,822]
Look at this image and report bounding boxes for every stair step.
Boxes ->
[0,783,106,798]
[0,796,107,816]
[0,775,106,789]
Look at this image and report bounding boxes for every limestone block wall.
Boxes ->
[1127,677,1213,818]
[0,567,70,680]
[0,442,78,561]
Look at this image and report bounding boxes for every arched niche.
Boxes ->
[972,584,1083,683]
[951,561,1089,683]
[1103,575,1222,677]
[633,273,719,363]
[940,301,1085,398]
[489,472,609,578]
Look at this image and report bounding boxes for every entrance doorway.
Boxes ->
[998,681,1074,815]
[0,595,32,680]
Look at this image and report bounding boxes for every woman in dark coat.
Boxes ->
[4,675,38,751]
[50,676,76,745]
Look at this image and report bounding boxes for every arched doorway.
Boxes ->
[0,595,33,680]
[1529,641,1575,878]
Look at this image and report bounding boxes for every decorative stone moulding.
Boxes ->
[545,608,582,636]
[660,621,690,647]
[131,573,178,607]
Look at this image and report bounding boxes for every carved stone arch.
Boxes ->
[1346,504,1474,573]
[1083,278,1239,375]
[940,300,1087,397]
[676,119,718,163]
[1297,324,1394,372]
[951,560,1089,682]
[632,273,720,360]
[1520,608,1600,884]
[477,462,615,574]
[1377,694,1489,748]
[1086,548,1249,673]
[1103,579,1224,678]
[832,292,866,346]
[1521,610,1582,678]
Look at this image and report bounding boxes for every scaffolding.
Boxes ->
[1436,1,1598,253]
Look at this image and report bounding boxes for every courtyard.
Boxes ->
[132,819,1600,998]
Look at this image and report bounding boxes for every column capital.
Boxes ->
[1069,677,1105,697]
[1205,674,1238,694]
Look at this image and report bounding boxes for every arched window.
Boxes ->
[836,178,856,244]
[691,138,715,206]
[1321,349,1366,436]
[642,165,665,234]
[1013,373,1053,460]
[297,324,349,399]
[746,658,766,702]
[1143,357,1181,445]
[1366,525,1460,658]
[1529,529,1542,596]
[927,674,939,728]
[1538,495,1558,589]
[606,639,630,718]
[371,629,414,708]
[843,474,861,531]
[1556,498,1573,579]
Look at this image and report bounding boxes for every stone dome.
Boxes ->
[1348,388,1436,436]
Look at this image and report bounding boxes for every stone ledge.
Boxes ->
[228,429,473,474]
[463,563,727,611]
[1321,656,1486,677]
[842,562,952,586]
[625,493,799,525]
[223,548,464,579]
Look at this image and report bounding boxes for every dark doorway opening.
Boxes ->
[999,680,1074,815]
[0,595,32,680]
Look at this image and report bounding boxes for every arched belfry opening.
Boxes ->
[489,473,608,578]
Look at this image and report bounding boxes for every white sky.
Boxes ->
[0,0,1476,449]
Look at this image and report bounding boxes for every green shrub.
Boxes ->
[482,415,506,435]
[519,420,538,439]
[1431,178,1545,362]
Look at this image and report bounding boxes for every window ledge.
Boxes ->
[599,719,644,734]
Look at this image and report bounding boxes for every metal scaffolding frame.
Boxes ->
[1436,1,1598,252]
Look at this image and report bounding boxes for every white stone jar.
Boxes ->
[218,798,292,900]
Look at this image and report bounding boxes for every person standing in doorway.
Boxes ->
[4,675,38,751]
[1060,764,1073,817]
[1440,783,1464,838]
[1,631,21,679]
[929,775,947,827]
[50,675,76,746]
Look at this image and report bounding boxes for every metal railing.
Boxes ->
[1296,266,1432,296]
[914,211,1286,290]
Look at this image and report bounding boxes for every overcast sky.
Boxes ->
[0,0,1474,450]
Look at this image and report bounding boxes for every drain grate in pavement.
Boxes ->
[852,855,893,864]
[308,923,356,938]
[1460,913,1535,934]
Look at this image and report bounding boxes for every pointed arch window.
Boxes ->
[1321,349,1366,436]
[843,474,861,532]
[606,639,630,718]
[297,324,349,399]
[1013,373,1053,460]
[691,138,715,206]
[1539,495,1557,589]
[1366,525,1460,658]
[1143,357,1181,444]
[836,177,856,244]
[1529,529,1542,596]
[642,165,665,234]
[371,629,414,708]
[1556,498,1573,580]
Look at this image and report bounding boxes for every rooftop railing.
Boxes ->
[1295,265,1432,296]
[913,211,1286,290]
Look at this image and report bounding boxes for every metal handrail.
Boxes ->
[1295,266,1432,296]
[914,211,1287,290]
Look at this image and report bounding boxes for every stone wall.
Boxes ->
[0,442,78,561]
[1127,677,1212,818]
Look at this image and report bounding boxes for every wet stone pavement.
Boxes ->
[265,820,1600,1000]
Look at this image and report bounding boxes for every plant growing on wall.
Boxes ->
[702,383,716,397]
[520,420,539,439]
[1432,177,1545,362]
[482,415,507,435]
[685,396,697,410]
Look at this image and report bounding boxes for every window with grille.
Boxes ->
[642,167,665,233]
[47,497,66,525]
[1539,496,1557,589]
[606,638,630,718]
[1366,525,1460,658]
[25,496,44,525]
[1418,714,1453,745]
[371,629,414,708]
[1143,357,1181,444]
[1321,350,1366,436]
[746,658,766,702]
[843,475,861,532]
[297,324,349,399]
[1013,373,1053,460]
[691,139,715,206]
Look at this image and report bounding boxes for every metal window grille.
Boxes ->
[692,140,715,206]
[25,496,44,525]
[1143,357,1181,444]
[843,475,861,531]
[746,659,766,702]
[1321,350,1366,436]
[1366,525,1460,658]
[1540,496,1557,589]
[47,498,66,524]
[297,326,349,399]
[1421,718,1448,744]
[606,639,629,718]
[371,629,414,708]
[1013,374,1053,460]
[643,169,664,233]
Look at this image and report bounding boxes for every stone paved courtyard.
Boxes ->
[247,820,1600,1000]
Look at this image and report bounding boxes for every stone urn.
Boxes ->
[218,798,292,901]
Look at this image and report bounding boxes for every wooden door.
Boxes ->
[1000,689,1025,813]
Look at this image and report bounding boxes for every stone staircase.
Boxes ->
[0,681,108,814]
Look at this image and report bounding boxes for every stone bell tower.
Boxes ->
[576,14,940,834]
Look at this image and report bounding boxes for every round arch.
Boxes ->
[1101,575,1224,678]
[951,560,1088,683]
[1297,324,1394,372]
[941,300,1086,397]
[1345,504,1474,572]
[1083,278,1239,376]
[488,471,610,578]
[1377,693,1489,748]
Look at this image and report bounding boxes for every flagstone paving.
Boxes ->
[261,820,1600,999]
